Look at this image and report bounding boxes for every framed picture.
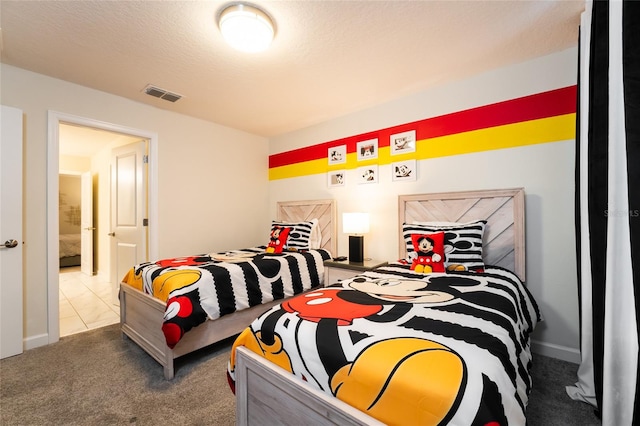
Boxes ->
[358,165,378,184]
[392,159,417,182]
[356,138,378,161]
[327,170,345,187]
[390,130,416,155]
[328,145,346,165]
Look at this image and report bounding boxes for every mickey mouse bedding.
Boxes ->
[227,263,540,425]
[121,246,331,349]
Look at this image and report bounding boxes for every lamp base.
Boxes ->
[348,235,364,263]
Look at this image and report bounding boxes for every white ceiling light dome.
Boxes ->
[218,3,275,53]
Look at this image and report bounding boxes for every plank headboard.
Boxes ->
[398,188,525,282]
[277,199,337,257]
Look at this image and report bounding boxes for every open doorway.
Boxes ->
[58,128,143,336]
[47,111,158,343]
[57,171,107,336]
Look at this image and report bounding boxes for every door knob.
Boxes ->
[2,239,18,248]
[108,232,115,237]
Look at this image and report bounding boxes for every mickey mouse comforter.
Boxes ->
[120,247,331,348]
[227,263,541,426]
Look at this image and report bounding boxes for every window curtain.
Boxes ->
[566,1,640,425]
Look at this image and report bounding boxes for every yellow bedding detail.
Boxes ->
[121,268,143,291]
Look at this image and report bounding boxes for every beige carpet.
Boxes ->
[0,324,235,425]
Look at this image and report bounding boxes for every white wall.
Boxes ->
[268,48,581,363]
[1,64,269,347]
[59,154,90,173]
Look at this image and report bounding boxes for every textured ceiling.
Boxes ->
[1,0,584,143]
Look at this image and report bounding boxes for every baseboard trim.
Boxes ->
[24,333,50,351]
[531,339,581,364]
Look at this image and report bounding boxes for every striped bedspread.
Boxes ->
[121,247,331,348]
[228,263,541,425]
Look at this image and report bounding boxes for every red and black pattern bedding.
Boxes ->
[121,247,331,348]
[228,263,541,425]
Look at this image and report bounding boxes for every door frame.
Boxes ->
[80,171,94,276]
[47,111,158,344]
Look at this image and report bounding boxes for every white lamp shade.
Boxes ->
[343,212,370,234]
[219,4,274,53]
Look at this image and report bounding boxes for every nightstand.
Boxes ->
[323,259,388,286]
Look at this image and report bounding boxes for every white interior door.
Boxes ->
[80,171,94,276]
[1,105,24,359]
[110,141,147,304]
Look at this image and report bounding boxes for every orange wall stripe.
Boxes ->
[269,85,576,169]
[269,113,576,180]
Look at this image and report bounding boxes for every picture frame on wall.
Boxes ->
[358,165,378,184]
[356,138,378,161]
[390,130,416,155]
[392,159,417,182]
[327,170,345,187]
[328,145,346,165]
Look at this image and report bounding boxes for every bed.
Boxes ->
[228,188,540,425]
[59,233,81,267]
[119,199,337,379]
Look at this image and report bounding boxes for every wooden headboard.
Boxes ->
[277,199,337,257]
[398,188,525,282]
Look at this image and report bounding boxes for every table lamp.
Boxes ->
[342,212,370,263]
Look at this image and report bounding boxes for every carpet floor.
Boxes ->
[0,324,600,425]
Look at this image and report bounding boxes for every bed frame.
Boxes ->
[234,188,526,425]
[120,199,336,379]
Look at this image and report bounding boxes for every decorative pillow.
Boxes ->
[266,225,291,253]
[271,218,318,251]
[409,232,445,273]
[309,219,322,249]
[402,220,487,272]
[413,221,468,226]
[413,220,489,227]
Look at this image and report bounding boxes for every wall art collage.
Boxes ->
[327,130,417,187]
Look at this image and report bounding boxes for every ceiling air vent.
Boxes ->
[142,84,183,103]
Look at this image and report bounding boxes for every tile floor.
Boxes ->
[59,266,120,337]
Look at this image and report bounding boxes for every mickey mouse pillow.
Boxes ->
[409,232,445,273]
[266,225,291,253]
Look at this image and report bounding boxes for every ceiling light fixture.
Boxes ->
[218,3,275,53]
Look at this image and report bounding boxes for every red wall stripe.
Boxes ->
[269,85,577,168]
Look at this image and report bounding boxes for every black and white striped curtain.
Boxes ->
[566,1,640,425]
